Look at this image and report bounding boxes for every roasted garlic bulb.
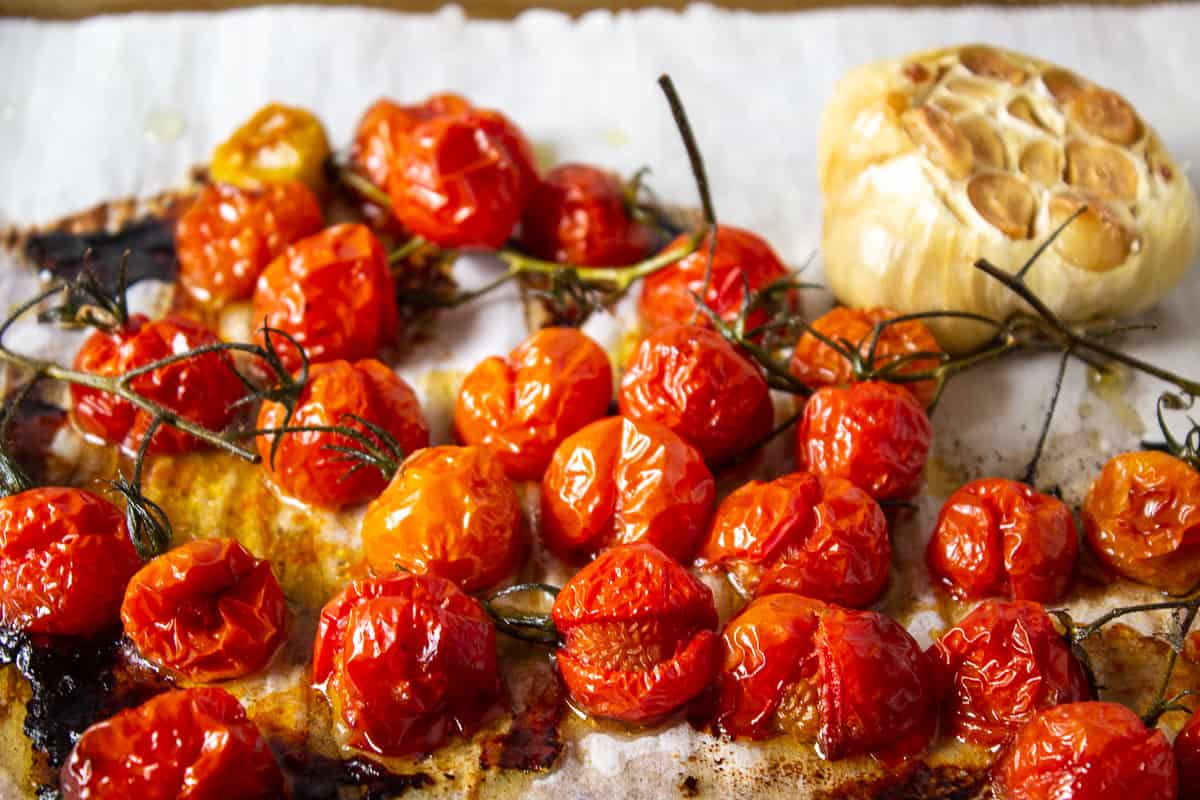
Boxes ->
[819,45,1199,352]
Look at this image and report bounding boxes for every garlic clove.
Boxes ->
[1066,87,1142,146]
[959,45,1027,86]
[968,173,1036,239]
[959,115,1007,169]
[1049,194,1135,272]
[1018,140,1065,186]
[902,105,974,180]
[1065,140,1139,203]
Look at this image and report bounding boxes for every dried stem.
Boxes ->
[1021,348,1072,486]
[0,380,36,497]
[483,583,560,646]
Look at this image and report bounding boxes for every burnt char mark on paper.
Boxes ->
[479,656,567,773]
[273,745,433,800]
[24,217,178,294]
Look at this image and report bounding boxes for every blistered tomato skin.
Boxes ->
[71,314,245,456]
[795,381,933,501]
[540,416,716,563]
[257,359,430,509]
[454,327,613,481]
[696,472,890,607]
[176,181,323,305]
[995,701,1178,800]
[0,487,140,637]
[210,103,331,192]
[120,538,287,683]
[351,93,472,189]
[251,223,399,372]
[928,600,1091,747]
[59,687,284,800]
[1082,450,1200,594]
[1176,710,1200,799]
[311,573,502,757]
[552,543,720,724]
[927,478,1079,603]
[361,445,525,592]
[618,324,773,465]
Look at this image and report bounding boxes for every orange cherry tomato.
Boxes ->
[351,93,472,189]
[638,225,793,333]
[0,487,140,637]
[994,701,1177,799]
[1176,709,1200,800]
[120,538,287,683]
[540,416,715,563]
[927,478,1079,603]
[618,324,773,465]
[927,600,1091,747]
[795,380,932,501]
[175,181,323,305]
[257,359,429,509]
[696,471,890,607]
[552,542,720,724]
[251,223,398,372]
[71,314,245,456]
[1082,450,1200,594]
[789,306,942,409]
[519,163,654,266]
[361,445,525,592]
[311,573,502,756]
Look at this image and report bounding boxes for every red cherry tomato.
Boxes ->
[519,163,654,266]
[351,93,472,189]
[454,327,613,481]
[59,687,284,800]
[1082,450,1200,594]
[120,538,287,682]
[257,359,429,509]
[696,471,890,607]
[552,543,720,724]
[995,701,1177,799]
[540,416,715,563]
[795,381,932,501]
[618,324,773,465]
[175,181,323,305]
[1176,709,1200,800]
[927,478,1079,603]
[0,487,140,637]
[71,314,245,455]
[312,573,502,756]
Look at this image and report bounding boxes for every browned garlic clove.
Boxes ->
[1019,140,1065,186]
[1050,194,1135,272]
[1066,87,1142,146]
[1065,141,1139,203]
[968,173,1036,239]
[959,45,1027,86]
[1007,96,1050,132]
[959,116,1007,169]
[1043,68,1086,104]
[902,105,974,180]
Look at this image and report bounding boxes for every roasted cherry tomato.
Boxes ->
[361,445,525,592]
[1082,450,1200,594]
[210,103,331,192]
[926,478,1079,603]
[789,306,942,409]
[618,324,773,465]
[638,225,793,333]
[519,163,654,266]
[312,573,502,756]
[1176,709,1200,799]
[454,327,612,481]
[995,701,1177,799]
[257,359,429,509]
[252,223,399,371]
[552,542,720,724]
[928,600,1091,747]
[540,416,715,563]
[120,538,287,682]
[795,380,932,501]
[696,471,889,607]
[176,181,323,305]
[72,314,245,455]
[351,93,471,189]
[60,687,284,800]
[0,487,140,637]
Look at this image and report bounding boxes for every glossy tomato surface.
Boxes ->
[257,359,429,509]
[552,543,720,724]
[0,487,140,636]
[1176,709,1200,800]
[60,687,284,800]
[210,103,330,192]
[454,327,612,481]
[351,93,472,189]
[540,416,715,563]
[312,573,502,756]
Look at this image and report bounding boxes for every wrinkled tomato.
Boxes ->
[1176,709,1200,799]
[927,478,1079,603]
[210,103,331,193]
[351,93,471,189]
[454,327,613,481]
[120,538,287,682]
[361,445,525,592]
[696,471,890,607]
[552,543,720,724]
[60,687,284,800]
[312,573,502,756]
[540,416,715,563]
[1083,450,1200,594]
[0,487,140,637]
[257,359,429,509]
[618,324,773,465]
